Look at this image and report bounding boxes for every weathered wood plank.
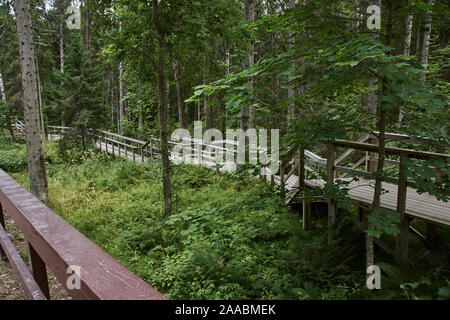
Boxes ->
[0,223,47,300]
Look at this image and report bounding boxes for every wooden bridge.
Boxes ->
[4,123,449,299]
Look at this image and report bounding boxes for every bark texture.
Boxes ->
[153,0,172,217]
[13,0,49,202]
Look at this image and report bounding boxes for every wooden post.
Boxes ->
[280,163,285,200]
[141,147,144,163]
[0,202,6,260]
[28,243,50,299]
[118,141,121,158]
[427,158,443,242]
[327,141,336,244]
[395,155,409,265]
[111,138,114,156]
[105,135,108,154]
[299,149,311,230]
[366,136,377,173]
[150,139,154,160]
[132,146,136,163]
[426,224,437,242]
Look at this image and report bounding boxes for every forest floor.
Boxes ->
[1,139,450,300]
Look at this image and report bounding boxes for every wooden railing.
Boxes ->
[11,120,26,139]
[0,169,166,300]
[48,126,240,172]
[306,138,449,263]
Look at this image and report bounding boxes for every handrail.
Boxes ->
[98,129,146,145]
[334,133,371,166]
[0,169,166,300]
[372,131,450,148]
[331,139,449,160]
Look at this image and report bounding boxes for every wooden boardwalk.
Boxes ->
[37,125,450,263]
[92,134,450,228]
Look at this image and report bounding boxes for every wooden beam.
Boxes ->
[334,165,417,188]
[0,202,5,260]
[28,243,50,299]
[280,164,286,199]
[395,155,409,265]
[335,133,370,166]
[0,224,47,300]
[331,139,449,160]
[327,141,336,244]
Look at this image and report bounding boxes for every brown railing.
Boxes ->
[0,169,166,300]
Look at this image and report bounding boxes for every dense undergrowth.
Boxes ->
[1,137,449,300]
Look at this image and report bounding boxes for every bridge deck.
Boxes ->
[303,177,449,227]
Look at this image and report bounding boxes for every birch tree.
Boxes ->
[399,0,414,125]
[420,0,434,80]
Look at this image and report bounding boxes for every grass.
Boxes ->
[1,137,449,300]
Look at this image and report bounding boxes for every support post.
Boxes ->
[427,161,443,242]
[280,163,285,200]
[327,141,336,244]
[299,149,311,230]
[0,202,6,260]
[150,139,154,160]
[366,136,377,173]
[395,155,409,265]
[426,224,437,242]
[28,243,50,299]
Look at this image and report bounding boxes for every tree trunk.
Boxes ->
[403,1,414,58]
[241,0,255,131]
[399,0,414,125]
[367,0,381,116]
[173,60,185,129]
[34,42,46,152]
[287,0,296,129]
[119,60,124,134]
[153,0,172,217]
[85,0,91,60]
[13,0,49,202]
[58,0,64,73]
[369,0,393,272]
[0,69,15,143]
[119,23,124,134]
[420,0,434,81]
